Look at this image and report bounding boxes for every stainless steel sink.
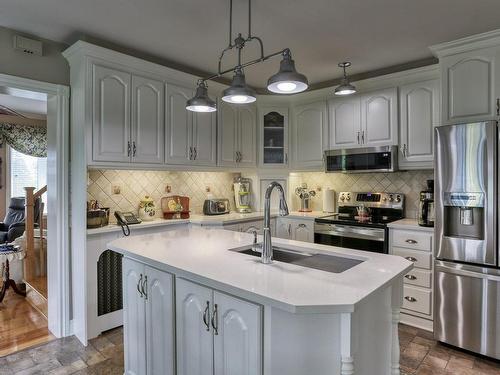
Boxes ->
[231,246,363,274]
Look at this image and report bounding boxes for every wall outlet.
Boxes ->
[111,185,121,195]
[205,186,211,193]
[165,185,171,193]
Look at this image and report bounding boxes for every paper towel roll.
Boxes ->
[323,188,336,213]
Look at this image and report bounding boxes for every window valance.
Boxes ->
[0,122,47,158]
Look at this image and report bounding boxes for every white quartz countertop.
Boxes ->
[87,218,189,235]
[387,218,435,233]
[108,227,412,314]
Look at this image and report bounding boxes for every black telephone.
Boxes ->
[114,211,141,236]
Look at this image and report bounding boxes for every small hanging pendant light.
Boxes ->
[267,49,308,94]
[334,62,356,96]
[186,80,217,112]
[222,67,257,104]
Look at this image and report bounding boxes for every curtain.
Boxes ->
[0,122,47,157]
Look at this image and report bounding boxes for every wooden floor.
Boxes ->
[25,276,47,299]
[0,288,54,357]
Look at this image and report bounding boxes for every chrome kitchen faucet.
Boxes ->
[262,181,289,264]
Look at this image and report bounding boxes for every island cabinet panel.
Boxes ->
[123,258,174,375]
[213,291,262,375]
[176,279,214,375]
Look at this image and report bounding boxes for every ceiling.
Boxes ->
[0,90,47,119]
[1,0,500,89]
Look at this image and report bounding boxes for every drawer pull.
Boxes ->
[405,274,417,280]
[405,296,417,302]
[405,239,418,244]
[405,256,418,262]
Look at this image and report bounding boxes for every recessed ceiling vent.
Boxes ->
[13,35,43,56]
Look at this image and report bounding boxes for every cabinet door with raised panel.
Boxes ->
[213,291,262,375]
[92,65,131,163]
[176,279,214,375]
[328,97,361,149]
[441,48,500,124]
[399,79,439,169]
[131,75,164,164]
[123,258,146,375]
[218,101,238,167]
[275,218,291,239]
[193,111,217,166]
[145,266,174,375]
[291,220,314,243]
[166,84,193,165]
[237,105,257,167]
[292,101,328,169]
[361,88,398,147]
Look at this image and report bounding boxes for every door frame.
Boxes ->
[0,73,71,338]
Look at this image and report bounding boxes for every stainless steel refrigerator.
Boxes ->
[435,121,500,359]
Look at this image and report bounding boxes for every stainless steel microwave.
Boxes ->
[324,146,398,173]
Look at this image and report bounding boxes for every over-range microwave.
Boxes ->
[324,146,398,173]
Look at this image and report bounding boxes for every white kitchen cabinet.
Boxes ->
[213,291,262,375]
[399,79,440,169]
[328,96,361,149]
[176,279,214,375]
[360,88,398,147]
[193,111,217,166]
[176,278,262,375]
[292,101,328,169]
[123,258,175,375]
[131,75,164,164]
[218,102,257,167]
[276,218,314,243]
[92,64,131,163]
[276,218,292,239]
[223,219,276,236]
[259,107,289,167]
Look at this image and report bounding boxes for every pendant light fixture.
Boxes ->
[334,62,356,96]
[186,80,217,112]
[186,0,308,112]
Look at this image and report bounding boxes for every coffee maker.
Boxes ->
[233,177,252,213]
[418,180,434,227]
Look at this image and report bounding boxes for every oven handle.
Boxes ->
[314,223,385,241]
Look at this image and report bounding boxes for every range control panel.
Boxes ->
[338,191,404,209]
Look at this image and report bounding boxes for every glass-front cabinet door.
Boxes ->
[259,107,289,167]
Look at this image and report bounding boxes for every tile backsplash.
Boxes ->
[87,169,238,222]
[288,170,434,219]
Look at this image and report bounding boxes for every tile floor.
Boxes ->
[1,323,499,374]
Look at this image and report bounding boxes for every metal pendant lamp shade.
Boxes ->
[267,50,308,94]
[222,68,257,104]
[334,62,356,96]
[186,81,217,112]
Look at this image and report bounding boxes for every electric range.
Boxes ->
[314,191,404,254]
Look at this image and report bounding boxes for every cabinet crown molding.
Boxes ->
[430,28,500,57]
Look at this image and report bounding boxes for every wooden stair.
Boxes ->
[24,276,48,319]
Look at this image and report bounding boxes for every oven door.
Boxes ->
[314,222,387,253]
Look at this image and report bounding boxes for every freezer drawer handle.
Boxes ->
[405,239,418,244]
[405,256,418,262]
[405,274,417,280]
[405,296,417,302]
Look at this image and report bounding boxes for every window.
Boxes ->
[9,147,47,212]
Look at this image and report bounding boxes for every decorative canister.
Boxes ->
[138,196,156,221]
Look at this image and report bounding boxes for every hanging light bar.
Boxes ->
[334,62,356,96]
[186,0,308,112]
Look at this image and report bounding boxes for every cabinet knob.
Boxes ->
[298,223,307,228]
[405,274,417,280]
[405,239,418,244]
[405,296,417,303]
[405,256,417,262]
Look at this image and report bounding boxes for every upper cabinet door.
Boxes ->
[237,105,257,167]
[259,107,289,168]
[213,291,262,375]
[193,111,217,166]
[361,88,398,147]
[399,79,440,169]
[441,48,500,124]
[292,101,328,169]
[166,84,193,165]
[176,279,214,375]
[328,97,361,149]
[145,266,174,375]
[92,65,131,163]
[131,75,164,164]
[218,101,238,167]
[122,258,147,375]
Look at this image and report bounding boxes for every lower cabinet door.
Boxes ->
[145,266,174,375]
[213,291,262,375]
[176,279,214,375]
[123,258,147,375]
[292,221,314,243]
[275,218,291,239]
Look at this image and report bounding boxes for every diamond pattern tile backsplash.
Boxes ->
[288,170,434,219]
[87,169,238,222]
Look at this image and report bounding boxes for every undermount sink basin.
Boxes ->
[230,245,364,274]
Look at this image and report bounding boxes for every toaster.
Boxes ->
[203,199,230,215]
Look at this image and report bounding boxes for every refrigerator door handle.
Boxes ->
[435,260,500,282]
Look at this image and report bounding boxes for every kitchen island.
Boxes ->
[109,226,412,375]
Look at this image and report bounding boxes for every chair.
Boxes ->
[0,197,41,244]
